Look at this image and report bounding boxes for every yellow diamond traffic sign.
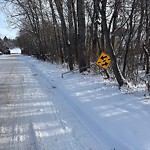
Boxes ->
[96,52,111,69]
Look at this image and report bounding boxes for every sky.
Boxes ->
[0,8,19,39]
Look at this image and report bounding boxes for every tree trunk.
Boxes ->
[67,0,75,65]
[48,0,64,64]
[92,0,99,61]
[143,44,150,74]
[54,0,73,70]
[122,0,136,77]
[72,0,78,61]
[77,0,87,72]
[100,0,124,87]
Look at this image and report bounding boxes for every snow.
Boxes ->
[0,54,150,150]
[10,48,21,54]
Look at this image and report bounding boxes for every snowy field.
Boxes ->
[0,54,150,150]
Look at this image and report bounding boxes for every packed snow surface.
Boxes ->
[0,54,150,150]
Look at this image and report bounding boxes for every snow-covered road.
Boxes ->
[0,55,102,150]
[0,54,150,150]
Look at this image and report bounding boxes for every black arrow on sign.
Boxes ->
[102,62,109,66]
[100,55,107,60]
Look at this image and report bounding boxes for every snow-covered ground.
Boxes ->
[10,48,21,54]
[0,54,150,150]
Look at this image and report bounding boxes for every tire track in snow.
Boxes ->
[28,123,45,150]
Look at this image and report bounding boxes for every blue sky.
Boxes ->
[0,10,19,39]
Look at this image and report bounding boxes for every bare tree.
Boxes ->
[100,0,125,87]
[77,0,87,72]
[48,0,64,63]
[122,0,136,77]
[54,0,73,70]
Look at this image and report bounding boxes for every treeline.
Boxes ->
[0,36,16,54]
[3,0,150,87]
